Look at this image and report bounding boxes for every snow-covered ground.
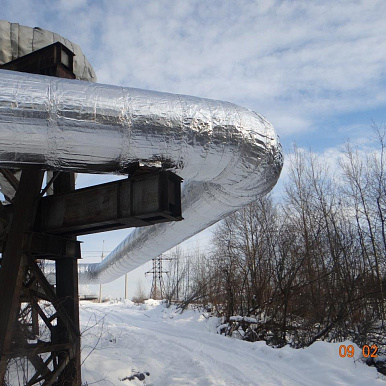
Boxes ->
[80,300,384,385]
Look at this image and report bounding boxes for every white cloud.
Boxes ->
[2,0,386,138]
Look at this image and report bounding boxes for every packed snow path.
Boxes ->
[79,300,384,385]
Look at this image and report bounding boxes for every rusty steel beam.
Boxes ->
[25,253,80,340]
[0,42,75,79]
[26,232,81,260]
[7,342,72,358]
[0,169,44,382]
[0,168,19,191]
[36,170,182,236]
[52,171,81,386]
[0,170,183,238]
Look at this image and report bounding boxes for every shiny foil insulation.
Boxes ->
[0,69,283,283]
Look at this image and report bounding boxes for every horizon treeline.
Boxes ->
[164,126,385,349]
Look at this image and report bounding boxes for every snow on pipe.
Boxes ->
[0,69,283,284]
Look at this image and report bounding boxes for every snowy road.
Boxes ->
[79,300,384,386]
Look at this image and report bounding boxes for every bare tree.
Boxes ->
[170,131,385,350]
[131,280,147,303]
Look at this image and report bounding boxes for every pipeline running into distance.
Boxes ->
[0,69,283,283]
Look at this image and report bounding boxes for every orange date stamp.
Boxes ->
[339,344,378,358]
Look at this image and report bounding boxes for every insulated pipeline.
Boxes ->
[0,69,283,284]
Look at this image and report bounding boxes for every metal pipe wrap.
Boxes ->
[0,69,282,283]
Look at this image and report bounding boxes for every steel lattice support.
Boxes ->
[0,41,183,385]
[0,169,81,385]
[0,43,81,385]
[0,170,44,383]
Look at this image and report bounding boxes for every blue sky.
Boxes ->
[2,0,386,297]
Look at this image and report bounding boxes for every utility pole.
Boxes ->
[99,240,105,303]
[125,273,128,300]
